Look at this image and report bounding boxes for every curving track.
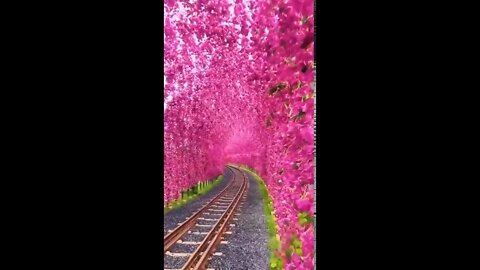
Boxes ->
[164,166,248,270]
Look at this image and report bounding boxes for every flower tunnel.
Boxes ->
[164,0,315,268]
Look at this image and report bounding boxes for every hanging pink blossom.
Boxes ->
[164,0,315,268]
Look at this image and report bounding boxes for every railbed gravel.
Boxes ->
[207,169,270,270]
[164,255,188,269]
[163,168,234,236]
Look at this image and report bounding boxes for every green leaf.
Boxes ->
[298,212,314,225]
[292,237,301,249]
[286,248,293,260]
[270,255,283,270]
[299,217,308,225]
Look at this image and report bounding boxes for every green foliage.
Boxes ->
[270,254,284,270]
[286,247,293,260]
[291,235,303,256]
[291,111,306,121]
[269,82,287,95]
[164,175,223,215]
[298,212,314,226]
[285,235,303,261]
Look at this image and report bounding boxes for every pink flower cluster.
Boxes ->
[164,0,314,268]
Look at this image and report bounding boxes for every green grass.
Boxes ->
[164,175,224,215]
[230,165,284,270]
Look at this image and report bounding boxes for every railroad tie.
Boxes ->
[212,205,228,209]
[198,218,219,221]
[196,224,213,227]
[165,251,191,257]
[178,241,201,245]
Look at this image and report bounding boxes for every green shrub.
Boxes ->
[164,175,224,215]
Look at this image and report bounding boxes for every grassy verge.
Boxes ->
[164,175,224,215]
[232,165,284,270]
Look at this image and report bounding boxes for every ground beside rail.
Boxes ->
[164,175,224,215]
[163,168,234,236]
[208,168,270,270]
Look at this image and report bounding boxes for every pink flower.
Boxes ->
[164,0,315,264]
[295,198,312,212]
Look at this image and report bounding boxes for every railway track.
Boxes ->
[164,165,248,270]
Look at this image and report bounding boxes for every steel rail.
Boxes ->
[183,166,248,270]
[164,166,237,253]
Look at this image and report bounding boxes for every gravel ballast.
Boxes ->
[163,168,234,236]
[207,168,270,270]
